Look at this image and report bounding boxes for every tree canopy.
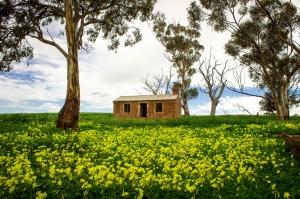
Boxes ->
[0,0,156,71]
[0,0,157,130]
[188,0,300,58]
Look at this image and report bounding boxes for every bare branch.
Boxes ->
[198,48,233,115]
[223,66,267,99]
[139,67,174,95]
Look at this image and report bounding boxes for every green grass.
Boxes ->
[2,112,300,133]
[0,113,300,198]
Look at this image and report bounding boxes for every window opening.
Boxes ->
[124,104,131,112]
[155,103,163,112]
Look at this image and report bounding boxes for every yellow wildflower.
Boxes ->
[185,184,196,192]
[284,192,291,199]
[35,191,47,199]
[57,180,62,186]
[121,190,129,197]
[219,171,226,176]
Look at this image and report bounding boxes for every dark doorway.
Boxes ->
[140,103,147,117]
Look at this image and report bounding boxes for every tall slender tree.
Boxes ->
[0,0,157,130]
[152,12,203,116]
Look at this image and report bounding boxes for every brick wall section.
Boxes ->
[113,96,181,119]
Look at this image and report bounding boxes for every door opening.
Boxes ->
[140,103,147,117]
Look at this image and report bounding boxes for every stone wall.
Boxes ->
[113,98,181,119]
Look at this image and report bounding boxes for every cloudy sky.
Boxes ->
[1,0,300,115]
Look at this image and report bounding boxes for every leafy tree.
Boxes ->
[188,0,300,51]
[188,0,300,120]
[152,12,203,116]
[172,81,199,116]
[0,0,157,130]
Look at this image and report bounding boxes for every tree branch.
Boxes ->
[30,27,68,59]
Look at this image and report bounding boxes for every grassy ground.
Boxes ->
[0,113,300,198]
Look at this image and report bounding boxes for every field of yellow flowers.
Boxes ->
[0,113,300,198]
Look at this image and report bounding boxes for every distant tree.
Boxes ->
[188,0,300,120]
[152,12,203,116]
[139,67,173,95]
[233,103,252,115]
[172,80,199,116]
[259,92,277,114]
[260,89,300,115]
[0,0,157,130]
[198,49,231,116]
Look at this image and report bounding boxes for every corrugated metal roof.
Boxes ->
[113,95,178,102]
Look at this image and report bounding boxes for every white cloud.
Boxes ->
[218,96,261,115]
[38,102,62,112]
[190,95,261,115]
[290,106,300,116]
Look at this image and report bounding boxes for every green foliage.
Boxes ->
[189,0,300,120]
[0,0,158,130]
[0,0,157,71]
[152,12,203,115]
[0,113,300,198]
[223,0,300,79]
[260,92,277,114]
[152,13,203,67]
[260,90,300,114]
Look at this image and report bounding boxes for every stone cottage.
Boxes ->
[113,88,181,119]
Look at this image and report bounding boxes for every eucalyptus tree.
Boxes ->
[152,12,203,116]
[188,0,300,120]
[0,0,157,130]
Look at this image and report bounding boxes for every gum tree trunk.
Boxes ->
[180,76,190,117]
[209,83,225,116]
[182,99,190,117]
[210,100,217,116]
[277,85,290,120]
[272,84,290,121]
[56,0,80,131]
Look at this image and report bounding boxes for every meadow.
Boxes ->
[0,113,300,199]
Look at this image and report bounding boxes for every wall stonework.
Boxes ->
[113,96,181,119]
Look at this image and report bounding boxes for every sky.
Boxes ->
[1,0,300,116]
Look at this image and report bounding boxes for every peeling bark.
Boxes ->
[209,83,225,116]
[181,76,190,117]
[272,84,290,121]
[210,100,217,116]
[182,101,190,117]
